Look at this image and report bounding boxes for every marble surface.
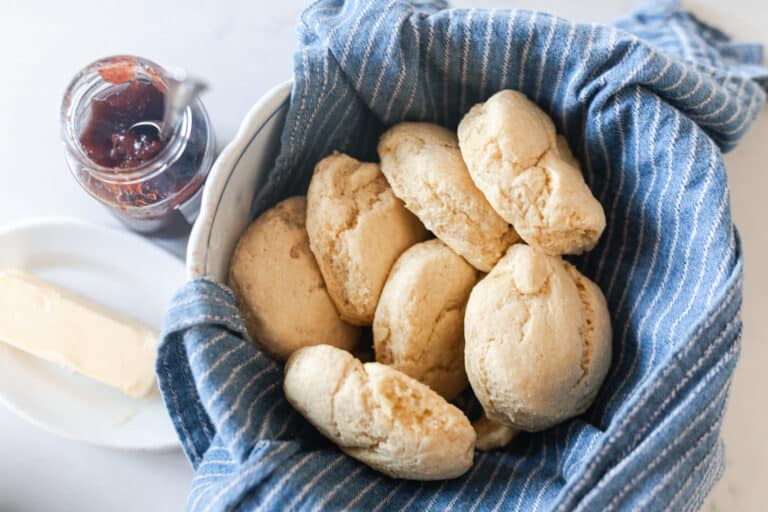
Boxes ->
[0,0,765,510]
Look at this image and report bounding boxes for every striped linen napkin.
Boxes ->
[156,0,768,510]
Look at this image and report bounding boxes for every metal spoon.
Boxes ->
[129,74,207,140]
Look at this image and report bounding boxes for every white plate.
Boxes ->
[0,218,182,450]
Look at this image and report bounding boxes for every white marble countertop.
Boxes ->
[0,1,765,510]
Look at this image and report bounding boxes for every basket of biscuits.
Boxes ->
[163,1,767,510]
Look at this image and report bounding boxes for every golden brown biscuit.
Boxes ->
[229,196,360,360]
[556,134,580,169]
[378,122,518,272]
[284,345,476,480]
[472,416,519,451]
[464,244,612,431]
[373,239,477,400]
[306,153,428,325]
[458,90,606,255]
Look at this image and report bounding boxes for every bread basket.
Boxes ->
[170,0,768,508]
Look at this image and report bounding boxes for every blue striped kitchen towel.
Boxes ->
[156,0,768,510]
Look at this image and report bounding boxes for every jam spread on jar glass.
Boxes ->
[61,56,214,233]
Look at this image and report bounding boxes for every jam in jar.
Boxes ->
[61,56,214,233]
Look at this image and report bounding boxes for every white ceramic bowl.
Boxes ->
[187,81,292,280]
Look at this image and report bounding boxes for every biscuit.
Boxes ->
[378,122,518,272]
[373,239,477,400]
[556,134,580,169]
[229,196,360,360]
[464,244,612,431]
[284,345,476,480]
[472,416,519,451]
[458,90,606,255]
[306,153,428,325]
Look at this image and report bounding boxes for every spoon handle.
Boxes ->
[160,74,208,140]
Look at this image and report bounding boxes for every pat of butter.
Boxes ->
[0,270,157,398]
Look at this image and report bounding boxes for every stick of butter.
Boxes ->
[0,270,157,398]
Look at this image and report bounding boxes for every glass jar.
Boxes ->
[60,55,214,233]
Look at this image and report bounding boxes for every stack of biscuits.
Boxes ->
[229,90,612,480]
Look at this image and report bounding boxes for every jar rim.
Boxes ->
[59,55,189,184]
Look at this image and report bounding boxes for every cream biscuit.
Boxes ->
[284,345,476,480]
[378,122,518,272]
[373,239,477,400]
[472,416,519,451]
[306,153,428,325]
[229,196,360,360]
[458,90,605,255]
[464,244,611,431]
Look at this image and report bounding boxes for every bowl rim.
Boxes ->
[187,80,293,279]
